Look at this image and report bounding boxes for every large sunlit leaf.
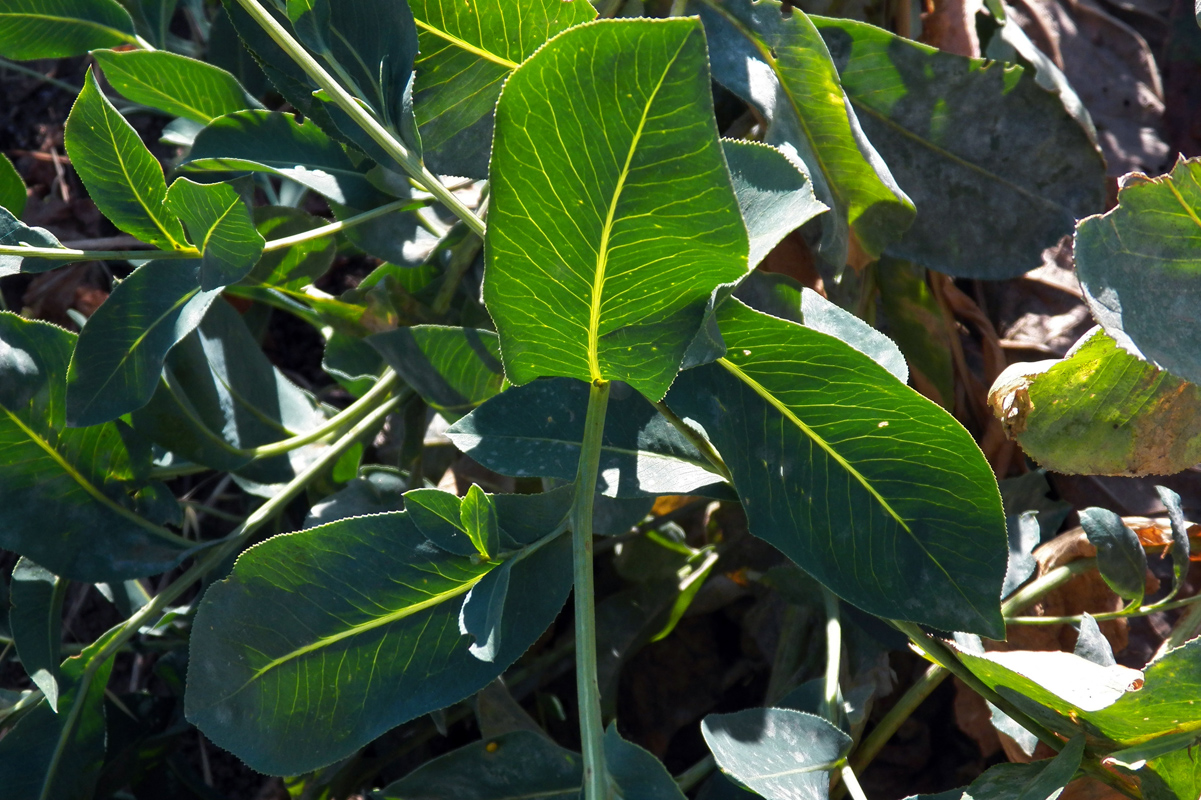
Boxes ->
[408,0,596,177]
[447,378,730,498]
[0,313,192,582]
[0,0,136,59]
[187,493,573,775]
[694,0,915,262]
[666,301,1007,637]
[93,49,250,124]
[813,17,1105,279]
[64,69,189,251]
[1076,157,1201,386]
[0,641,115,800]
[66,260,222,427]
[701,708,852,800]
[988,328,1201,476]
[485,18,749,401]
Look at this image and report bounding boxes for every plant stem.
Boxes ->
[822,588,842,723]
[571,379,612,800]
[653,400,733,484]
[1008,592,1201,626]
[1001,558,1097,616]
[231,0,486,238]
[675,754,715,791]
[0,57,81,94]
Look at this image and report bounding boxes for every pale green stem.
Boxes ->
[1001,558,1097,617]
[669,0,690,15]
[675,754,715,791]
[0,198,417,263]
[572,379,613,800]
[1009,592,1201,626]
[822,588,842,723]
[839,763,871,800]
[231,0,486,238]
[14,393,402,738]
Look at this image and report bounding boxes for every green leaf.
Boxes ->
[1080,507,1147,605]
[0,313,191,582]
[694,0,915,262]
[666,300,1007,637]
[66,260,222,427]
[701,708,852,799]
[988,328,1201,476]
[164,178,264,290]
[93,49,249,124]
[1156,485,1191,596]
[459,560,510,662]
[64,68,189,251]
[484,18,750,401]
[187,502,573,775]
[1143,746,1201,800]
[813,16,1105,279]
[1088,637,1201,744]
[243,206,336,289]
[606,726,688,800]
[408,0,596,178]
[0,153,27,217]
[0,208,66,277]
[323,331,385,398]
[954,735,1084,800]
[404,487,476,556]
[461,484,499,560]
[0,642,116,800]
[377,730,582,799]
[129,298,331,483]
[304,471,406,528]
[184,110,391,209]
[0,0,136,59]
[446,378,730,499]
[1076,157,1201,386]
[723,139,827,269]
[877,258,955,409]
[8,559,66,711]
[368,326,505,421]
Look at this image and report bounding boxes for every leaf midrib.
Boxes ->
[414,18,520,70]
[0,406,183,542]
[587,31,692,381]
[0,12,136,44]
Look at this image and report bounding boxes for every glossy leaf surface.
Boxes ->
[66,261,222,427]
[988,328,1201,476]
[0,313,191,582]
[1080,507,1147,604]
[409,0,596,177]
[484,18,749,401]
[0,0,136,59]
[667,301,1007,636]
[695,0,914,261]
[165,178,264,290]
[814,17,1105,278]
[65,69,189,251]
[368,326,504,421]
[93,49,249,124]
[447,378,729,498]
[1076,157,1201,385]
[701,708,852,799]
[187,501,572,774]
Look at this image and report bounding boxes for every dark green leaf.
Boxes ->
[446,378,729,499]
[1080,507,1147,604]
[329,197,425,264]
[0,0,136,59]
[64,69,189,251]
[723,139,827,269]
[0,153,27,217]
[0,312,191,582]
[956,735,1084,799]
[1156,485,1191,596]
[129,299,332,482]
[408,0,596,178]
[1076,157,1201,386]
[461,484,499,560]
[369,326,504,421]
[989,328,1201,476]
[184,110,391,209]
[66,260,221,427]
[485,18,749,401]
[701,708,852,799]
[323,331,385,398]
[813,16,1105,279]
[694,0,914,262]
[877,258,954,409]
[165,178,264,290]
[93,49,249,124]
[666,300,1007,637]
[243,206,336,289]
[187,502,572,774]
[606,725,688,800]
[8,559,66,710]
[0,208,66,277]
[1074,613,1116,668]
[377,730,582,799]
[1002,511,1040,599]
[404,487,476,555]
[459,560,510,662]
[304,471,406,528]
[0,642,115,800]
